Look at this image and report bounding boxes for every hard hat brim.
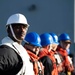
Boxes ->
[6,23,30,27]
[63,40,71,44]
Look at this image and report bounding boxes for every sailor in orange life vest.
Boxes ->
[56,33,74,75]
[39,33,59,75]
[23,32,44,75]
[0,13,34,75]
[49,33,66,75]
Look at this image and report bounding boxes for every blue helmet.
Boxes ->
[24,32,41,47]
[58,33,71,42]
[49,33,59,45]
[40,33,53,46]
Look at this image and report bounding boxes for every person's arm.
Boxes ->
[0,45,23,75]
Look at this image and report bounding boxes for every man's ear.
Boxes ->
[6,26,12,36]
[7,26,10,32]
[47,45,50,50]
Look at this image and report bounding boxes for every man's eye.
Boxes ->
[16,26,20,28]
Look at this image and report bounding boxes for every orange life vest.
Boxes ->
[56,45,74,72]
[27,50,44,75]
[39,49,58,75]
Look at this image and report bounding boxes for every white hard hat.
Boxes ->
[6,13,29,26]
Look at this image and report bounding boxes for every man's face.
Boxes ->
[12,24,28,41]
[25,43,41,55]
[52,43,58,51]
[60,41,71,50]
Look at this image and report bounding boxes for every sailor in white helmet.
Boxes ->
[0,13,34,75]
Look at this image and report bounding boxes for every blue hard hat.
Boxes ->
[40,33,53,46]
[49,33,59,45]
[24,32,41,47]
[58,33,71,42]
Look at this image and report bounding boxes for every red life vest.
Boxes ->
[27,50,44,75]
[56,45,74,72]
[39,48,58,75]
